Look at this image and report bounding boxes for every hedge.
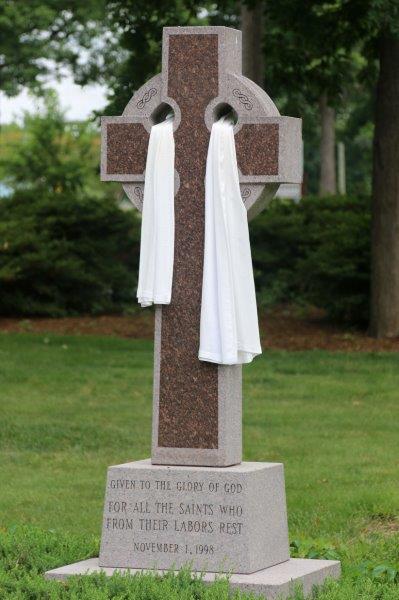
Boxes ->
[0,191,139,316]
[251,194,371,325]
[0,193,371,324]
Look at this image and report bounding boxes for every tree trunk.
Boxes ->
[240,1,265,88]
[370,37,399,338]
[318,92,337,195]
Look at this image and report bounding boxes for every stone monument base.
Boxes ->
[99,459,290,573]
[45,557,341,599]
[44,459,341,597]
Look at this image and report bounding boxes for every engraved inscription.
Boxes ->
[102,475,245,564]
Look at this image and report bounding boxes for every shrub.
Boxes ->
[0,93,372,325]
[0,91,105,199]
[0,91,140,317]
[0,193,371,322]
[251,195,371,325]
[0,191,140,316]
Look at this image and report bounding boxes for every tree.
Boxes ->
[328,0,399,337]
[226,1,399,335]
[318,92,337,194]
[4,1,398,334]
[240,1,265,87]
[262,1,362,196]
[370,34,399,337]
[1,91,101,197]
[74,1,209,116]
[0,1,104,96]
[262,0,399,337]
[0,92,138,316]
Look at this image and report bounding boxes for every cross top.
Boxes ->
[101,26,302,468]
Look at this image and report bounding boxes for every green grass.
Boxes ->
[0,333,398,598]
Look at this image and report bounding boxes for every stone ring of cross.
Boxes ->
[101,27,302,220]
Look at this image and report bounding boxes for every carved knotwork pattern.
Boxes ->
[134,186,144,201]
[136,88,157,109]
[233,89,253,110]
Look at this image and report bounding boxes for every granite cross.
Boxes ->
[46,26,339,591]
[101,26,302,468]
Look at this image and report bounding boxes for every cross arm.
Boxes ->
[100,73,173,211]
[235,116,302,184]
[101,116,150,183]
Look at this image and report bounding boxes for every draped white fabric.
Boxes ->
[137,117,175,307]
[198,118,262,365]
[137,115,261,365]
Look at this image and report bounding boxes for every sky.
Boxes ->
[0,73,108,125]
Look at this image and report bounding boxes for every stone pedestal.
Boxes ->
[45,458,341,597]
[99,459,289,573]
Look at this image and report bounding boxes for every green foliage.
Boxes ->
[0,83,373,326]
[0,190,372,321]
[0,92,138,317]
[261,0,399,107]
[84,1,210,116]
[251,195,371,324]
[336,87,374,196]
[1,92,105,198]
[0,526,240,599]
[0,0,105,96]
[290,540,341,562]
[0,526,392,599]
[263,1,357,108]
[355,562,399,584]
[298,196,371,324]
[0,191,139,316]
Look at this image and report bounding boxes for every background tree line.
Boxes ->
[0,0,398,337]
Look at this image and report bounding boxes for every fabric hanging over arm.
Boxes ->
[199,118,262,365]
[137,117,175,307]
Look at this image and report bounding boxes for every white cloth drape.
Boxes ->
[136,116,175,307]
[198,118,262,365]
[137,115,261,365]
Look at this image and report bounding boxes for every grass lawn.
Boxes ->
[0,332,398,598]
